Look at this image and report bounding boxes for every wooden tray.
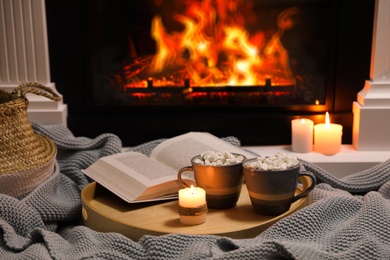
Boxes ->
[81,182,311,241]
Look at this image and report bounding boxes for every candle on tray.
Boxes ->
[291,118,313,153]
[178,185,207,225]
[314,112,343,155]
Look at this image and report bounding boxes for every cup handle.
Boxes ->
[177,166,193,188]
[292,171,316,203]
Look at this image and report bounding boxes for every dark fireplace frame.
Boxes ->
[45,0,374,146]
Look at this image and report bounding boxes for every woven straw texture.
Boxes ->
[0,82,60,198]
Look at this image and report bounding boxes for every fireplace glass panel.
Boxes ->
[87,0,335,110]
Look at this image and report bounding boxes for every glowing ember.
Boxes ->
[121,0,299,89]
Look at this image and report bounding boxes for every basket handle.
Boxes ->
[11,82,61,102]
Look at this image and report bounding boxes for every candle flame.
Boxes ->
[325,112,330,128]
[190,185,195,194]
[300,118,305,124]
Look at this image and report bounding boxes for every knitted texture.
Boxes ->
[1,124,390,259]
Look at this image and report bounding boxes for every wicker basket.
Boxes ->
[0,82,61,198]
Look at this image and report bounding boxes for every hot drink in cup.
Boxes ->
[243,153,316,215]
[178,151,245,209]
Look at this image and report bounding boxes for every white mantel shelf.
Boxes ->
[244,145,390,178]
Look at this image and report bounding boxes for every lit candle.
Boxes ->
[314,112,343,155]
[291,118,313,153]
[178,185,207,225]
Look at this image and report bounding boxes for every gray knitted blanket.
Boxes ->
[1,123,390,260]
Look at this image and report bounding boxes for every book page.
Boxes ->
[102,151,178,185]
[83,151,187,202]
[150,132,256,171]
[82,159,146,202]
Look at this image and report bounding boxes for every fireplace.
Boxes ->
[45,0,374,146]
[88,1,332,108]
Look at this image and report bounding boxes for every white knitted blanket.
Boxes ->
[1,123,390,260]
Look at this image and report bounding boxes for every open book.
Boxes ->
[82,132,256,203]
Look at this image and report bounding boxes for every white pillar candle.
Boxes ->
[314,112,343,155]
[178,185,207,225]
[291,118,313,153]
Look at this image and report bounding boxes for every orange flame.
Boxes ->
[149,0,298,87]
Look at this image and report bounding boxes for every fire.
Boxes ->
[119,0,299,90]
[147,0,298,87]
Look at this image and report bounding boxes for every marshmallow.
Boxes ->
[196,151,245,166]
[244,152,299,171]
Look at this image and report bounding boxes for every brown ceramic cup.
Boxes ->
[242,159,316,215]
[177,153,245,209]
